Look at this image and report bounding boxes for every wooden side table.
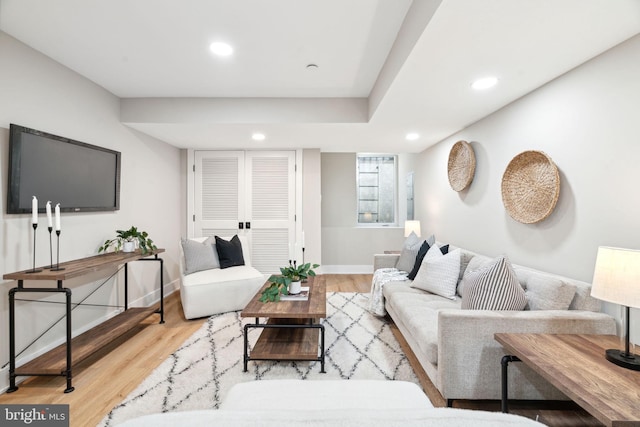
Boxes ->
[495,333,640,427]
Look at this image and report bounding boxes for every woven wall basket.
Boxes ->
[501,150,560,224]
[447,140,476,191]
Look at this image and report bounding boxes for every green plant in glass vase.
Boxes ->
[259,262,320,302]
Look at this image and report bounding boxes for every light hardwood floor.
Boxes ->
[0,274,600,426]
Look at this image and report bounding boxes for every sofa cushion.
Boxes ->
[461,255,527,310]
[387,287,460,365]
[518,273,577,311]
[182,265,263,287]
[387,291,461,364]
[411,247,461,300]
[119,408,545,427]
[382,281,425,299]
[216,235,245,269]
[181,237,219,274]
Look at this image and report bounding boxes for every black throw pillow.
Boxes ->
[215,235,245,269]
[439,244,450,255]
[407,241,431,280]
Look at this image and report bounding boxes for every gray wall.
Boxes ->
[415,34,640,341]
[0,32,183,391]
[321,152,416,271]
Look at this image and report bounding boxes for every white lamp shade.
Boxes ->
[591,246,640,309]
[404,220,421,237]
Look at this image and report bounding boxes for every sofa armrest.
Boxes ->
[436,309,616,400]
[373,254,400,271]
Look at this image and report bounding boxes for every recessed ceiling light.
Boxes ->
[471,76,498,90]
[209,42,233,56]
[306,64,319,70]
[406,133,420,141]
[252,133,266,141]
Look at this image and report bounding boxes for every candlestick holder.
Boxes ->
[302,247,307,282]
[51,230,65,271]
[45,226,54,269]
[27,223,42,274]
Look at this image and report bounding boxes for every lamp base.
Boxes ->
[605,349,640,371]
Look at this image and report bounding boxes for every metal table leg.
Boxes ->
[501,355,520,413]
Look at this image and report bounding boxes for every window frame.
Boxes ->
[355,153,398,227]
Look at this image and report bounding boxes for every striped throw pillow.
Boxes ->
[461,255,527,310]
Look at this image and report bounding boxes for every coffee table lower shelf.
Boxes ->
[243,318,325,372]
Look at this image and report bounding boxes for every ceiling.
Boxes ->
[1,0,639,153]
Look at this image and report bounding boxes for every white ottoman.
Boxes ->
[220,380,433,411]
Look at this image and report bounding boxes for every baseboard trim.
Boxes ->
[320,265,373,274]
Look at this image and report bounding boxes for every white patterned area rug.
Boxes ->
[99,292,419,426]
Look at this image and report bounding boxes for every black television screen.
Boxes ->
[7,124,121,214]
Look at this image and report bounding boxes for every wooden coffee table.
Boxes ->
[495,333,640,427]
[241,275,326,372]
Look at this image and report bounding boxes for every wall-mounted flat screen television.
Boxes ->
[7,124,121,214]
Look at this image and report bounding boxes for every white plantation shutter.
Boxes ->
[251,156,290,220]
[193,151,295,274]
[194,151,244,237]
[246,152,295,273]
[201,157,238,220]
[250,229,290,273]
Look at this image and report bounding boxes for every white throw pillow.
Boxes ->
[396,232,424,273]
[411,247,461,300]
[461,255,527,310]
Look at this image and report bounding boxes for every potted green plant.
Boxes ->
[259,262,320,302]
[98,226,157,255]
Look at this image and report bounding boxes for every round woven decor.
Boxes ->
[447,140,476,191]
[501,150,560,224]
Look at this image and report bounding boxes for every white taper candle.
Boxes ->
[32,196,38,224]
[46,201,53,228]
[55,203,61,231]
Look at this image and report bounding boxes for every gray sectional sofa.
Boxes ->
[373,245,617,404]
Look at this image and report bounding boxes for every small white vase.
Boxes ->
[123,241,135,253]
[289,280,302,295]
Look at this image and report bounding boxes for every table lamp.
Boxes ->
[404,220,421,237]
[591,246,640,370]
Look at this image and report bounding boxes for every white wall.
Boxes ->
[321,152,417,272]
[302,149,322,268]
[0,32,183,391]
[415,34,640,342]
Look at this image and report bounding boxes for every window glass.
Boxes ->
[357,155,396,225]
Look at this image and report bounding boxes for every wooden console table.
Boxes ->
[496,333,640,427]
[3,249,165,393]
